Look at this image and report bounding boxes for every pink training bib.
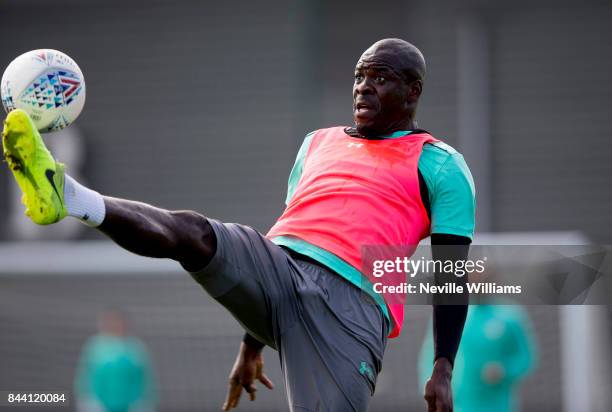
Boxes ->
[268,127,438,337]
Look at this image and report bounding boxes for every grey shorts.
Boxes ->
[189,219,389,412]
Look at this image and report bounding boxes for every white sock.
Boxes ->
[64,175,106,227]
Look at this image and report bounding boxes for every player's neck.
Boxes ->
[366,119,418,139]
[396,118,418,132]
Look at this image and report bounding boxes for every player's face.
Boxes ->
[352,59,415,137]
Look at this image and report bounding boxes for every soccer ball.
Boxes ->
[1,49,86,133]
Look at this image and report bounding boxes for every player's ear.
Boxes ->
[407,79,422,102]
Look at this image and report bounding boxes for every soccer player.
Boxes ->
[74,309,158,412]
[3,38,475,412]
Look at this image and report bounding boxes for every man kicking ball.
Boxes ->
[3,38,475,412]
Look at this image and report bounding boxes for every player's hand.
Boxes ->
[424,357,453,412]
[222,342,274,410]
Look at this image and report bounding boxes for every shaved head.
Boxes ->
[358,38,426,83]
[352,38,426,136]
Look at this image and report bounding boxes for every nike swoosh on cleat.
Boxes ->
[45,169,63,205]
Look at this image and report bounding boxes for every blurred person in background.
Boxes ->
[74,309,158,412]
[419,304,538,412]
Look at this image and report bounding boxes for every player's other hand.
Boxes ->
[424,357,453,412]
[222,341,274,410]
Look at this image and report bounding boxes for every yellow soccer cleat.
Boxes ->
[2,109,67,224]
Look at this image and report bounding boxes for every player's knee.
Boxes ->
[169,210,216,266]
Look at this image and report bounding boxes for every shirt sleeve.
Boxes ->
[429,150,477,239]
[285,131,316,205]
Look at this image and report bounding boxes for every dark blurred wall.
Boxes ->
[1,0,611,240]
[491,5,612,240]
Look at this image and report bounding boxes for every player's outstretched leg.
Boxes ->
[2,109,275,346]
[2,109,215,270]
[2,109,285,351]
[2,109,67,225]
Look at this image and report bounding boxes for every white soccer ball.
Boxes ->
[1,49,86,133]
